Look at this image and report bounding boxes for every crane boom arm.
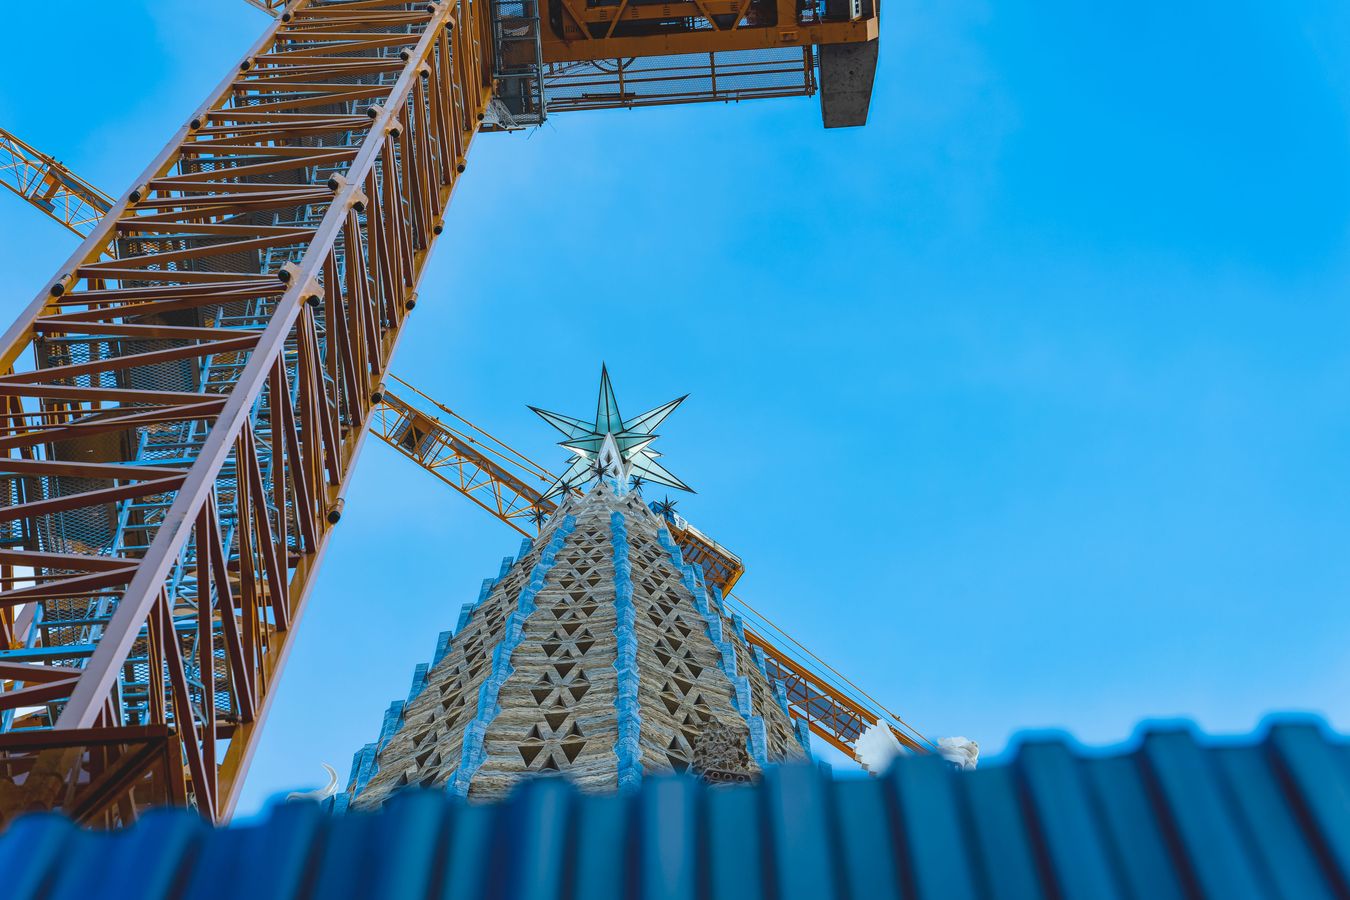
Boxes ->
[0,130,928,819]
[0,0,902,831]
[745,628,927,754]
[371,380,557,535]
[0,128,112,236]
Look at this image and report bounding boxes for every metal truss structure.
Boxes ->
[539,0,875,59]
[247,0,834,116]
[370,375,557,534]
[746,629,927,754]
[0,130,113,237]
[245,0,291,14]
[2,120,930,805]
[0,0,889,829]
[0,0,486,826]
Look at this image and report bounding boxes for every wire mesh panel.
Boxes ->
[544,47,814,112]
[491,0,548,127]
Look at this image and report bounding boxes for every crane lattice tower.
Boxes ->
[0,0,889,828]
[340,370,807,808]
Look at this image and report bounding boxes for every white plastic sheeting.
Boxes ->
[855,721,904,774]
[937,736,980,770]
[855,724,980,773]
[286,764,339,802]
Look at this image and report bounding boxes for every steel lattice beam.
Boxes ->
[371,386,557,534]
[0,3,909,828]
[244,0,289,15]
[0,121,930,818]
[0,0,489,826]
[745,629,929,755]
[0,128,112,237]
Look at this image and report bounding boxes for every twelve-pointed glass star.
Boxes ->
[529,365,694,500]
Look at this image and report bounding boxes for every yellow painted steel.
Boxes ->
[243,0,288,14]
[0,128,112,237]
[0,0,489,826]
[542,15,877,62]
[1,129,928,813]
[0,0,897,831]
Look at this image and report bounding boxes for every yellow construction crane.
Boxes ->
[1,120,931,771]
[241,0,878,124]
[0,0,890,828]
[0,130,112,236]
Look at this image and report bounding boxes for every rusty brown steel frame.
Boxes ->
[0,0,491,825]
[0,120,926,826]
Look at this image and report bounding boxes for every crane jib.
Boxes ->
[0,0,892,829]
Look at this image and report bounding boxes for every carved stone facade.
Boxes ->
[691,720,755,785]
[339,482,809,810]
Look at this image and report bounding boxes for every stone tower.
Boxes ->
[336,372,809,809]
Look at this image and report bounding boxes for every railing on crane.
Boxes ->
[0,0,887,830]
[244,0,878,125]
[371,375,556,534]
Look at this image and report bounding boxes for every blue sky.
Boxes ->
[2,1,1348,814]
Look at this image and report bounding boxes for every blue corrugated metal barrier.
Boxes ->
[2,718,1348,899]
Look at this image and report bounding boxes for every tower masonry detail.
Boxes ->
[337,372,809,809]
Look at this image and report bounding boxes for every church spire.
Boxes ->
[338,369,810,810]
[529,364,693,500]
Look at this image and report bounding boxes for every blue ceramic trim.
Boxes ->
[656,526,769,768]
[611,511,644,791]
[448,515,577,797]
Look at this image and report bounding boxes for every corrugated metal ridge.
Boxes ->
[2,718,1348,899]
